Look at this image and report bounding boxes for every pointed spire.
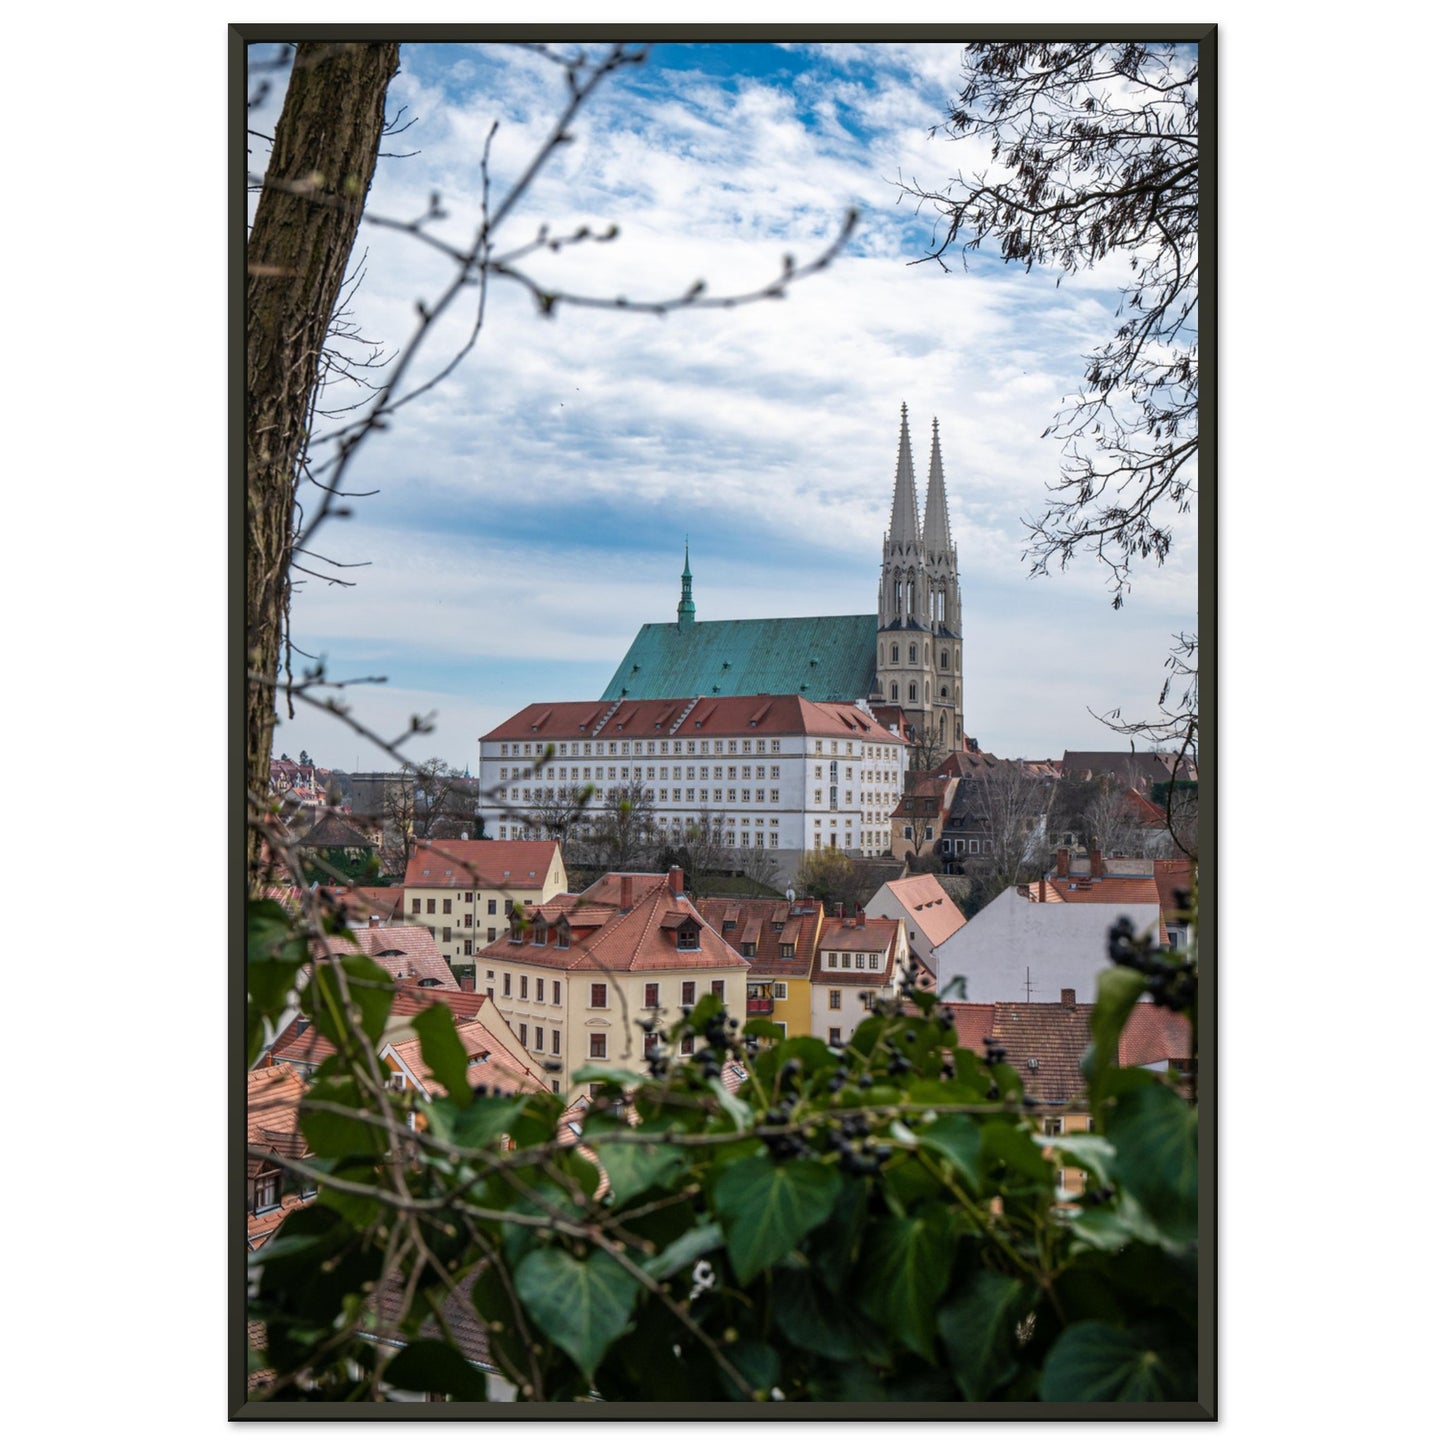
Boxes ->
[922,416,954,556]
[887,402,920,548]
[677,539,695,629]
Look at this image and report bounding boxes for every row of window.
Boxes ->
[823,952,882,970]
[825,989,876,1010]
[500,738,786,758]
[490,978,725,1009]
[881,642,953,668]
[413,896,506,915]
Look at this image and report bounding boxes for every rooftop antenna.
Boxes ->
[1023,966,1034,1003]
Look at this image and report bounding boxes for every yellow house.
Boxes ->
[475,869,751,1091]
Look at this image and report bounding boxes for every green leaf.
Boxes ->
[980,1119,1054,1188]
[426,1092,525,1150]
[643,1222,724,1281]
[939,1270,1035,1400]
[1040,1320,1189,1402]
[1087,967,1149,1102]
[383,1339,491,1401]
[743,1018,785,1041]
[708,1076,752,1129]
[299,1074,385,1158]
[917,1114,983,1192]
[713,1155,840,1284]
[857,1204,953,1360]
[572,1064,649,1090]
[514,1247,639,1380]
[721,1338,779,1401]
[593,1139,685,1207]
[773,1267,871,1363]
[1051,1132,1117,1186]
[1108,1084,1197,1237]
[409,1004,470,1101]
[309,955,394,1049]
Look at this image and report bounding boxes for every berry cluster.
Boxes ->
[1107,916,1197,1013]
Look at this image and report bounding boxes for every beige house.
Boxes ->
[863,872,967,977]
[474,868,750,1092]
[808,910,909,1048]
[402,839,567,982]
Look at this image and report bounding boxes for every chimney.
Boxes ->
[460,975,475,993]
[1056,847,1070,878]
[620,875,634,911]
[668,865,684,898]
[1061,987,1076,1010]
[1089,847,1103,878]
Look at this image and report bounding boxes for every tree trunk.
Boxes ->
[246,42,399,882]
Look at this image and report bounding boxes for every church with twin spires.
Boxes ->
[601,403,965,752]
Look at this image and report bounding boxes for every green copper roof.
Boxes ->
[602,614,879,703]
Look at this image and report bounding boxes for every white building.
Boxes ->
[478,694,908,880]
[932,887,1160,1005]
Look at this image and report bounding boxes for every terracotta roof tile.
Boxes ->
[878,875,967,948]
[1118,1002,1193,1068]
[987,999,1095,1106]
[404,839,562,891]
[695,895,826,978]
[312,924,458,988]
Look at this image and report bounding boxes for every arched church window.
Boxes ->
[941,651,949,669]
[908,683,917,702]
[890,644,898,664]
[908,644,917,664]
[940,685,949,699]
[890,683,898,701]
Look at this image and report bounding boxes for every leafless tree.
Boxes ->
[244,40,857,883]
[902,41,1199,610]
[587,782,658,871]
[960,761,1056,902]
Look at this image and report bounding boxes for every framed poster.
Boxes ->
[236,23,1213,1421]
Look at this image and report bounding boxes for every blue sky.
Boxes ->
[250,40,1198,774]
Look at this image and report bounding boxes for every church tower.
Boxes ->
[877,405,963,752]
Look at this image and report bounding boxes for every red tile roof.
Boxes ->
[247,1063,307,1171]
[477,872,750,975]
[481,695,905,745]
[1118,1003,1193,1069]
[694,895,826,978]
[1031,876,1162,907]
[987,999,1095,1107]
[404,839,562,891]
[876,875,967,949]
[332,885,405,924]
[386,1017,547,1098]
[811,915,904,984]
[312,924,458,988]
[940,1001,994,1054]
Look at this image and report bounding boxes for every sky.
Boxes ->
[248,40,1199,775]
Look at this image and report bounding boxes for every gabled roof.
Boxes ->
[1060,751,1197,786]
[1118,1003,1193,1069]
[386,1018,547,1098]
[483,694,901,745]
[599,615,879,705]
[694,895,826,978]
[987,998,1095,1107]
[404,839,561,891]
[811,915,904,984]
[247,1063,307,1169]
[874,874,967,949]
[331,885,405,924]
[296,812,374,850]
[312,924,457,988]
[478,872,750,974]
[938,1001,994,1054]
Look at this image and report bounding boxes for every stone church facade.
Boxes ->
[603,404,964,755]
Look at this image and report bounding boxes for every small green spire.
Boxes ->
[677,539,696,629]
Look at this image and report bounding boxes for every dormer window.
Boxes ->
[509,918,524,943]
[677,921,700,951]
[531,921,548,946]
[556,921,571,949]
[252,1173,281,1215]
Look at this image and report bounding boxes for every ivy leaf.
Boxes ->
[382,1339,491,1401]
[709,1076,752,1129]
[426,1092,525,1150]
[980,1120,1053,1188]
[713,1155,840,1284]
[1086,966,1149,1105]
[917,1114,983,1192]
[593,1139,685,1207]
[1040,1320,1189,1401]
[309,955,394,1049]
[1107,1084,1197,1238]
[857,1204,954,1360]
[939,1270,1035,1400]
[409,1004,470,1100]
[773,1266,871,1363]
[642,1222,724,1281]
[514,1247,639,1381]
